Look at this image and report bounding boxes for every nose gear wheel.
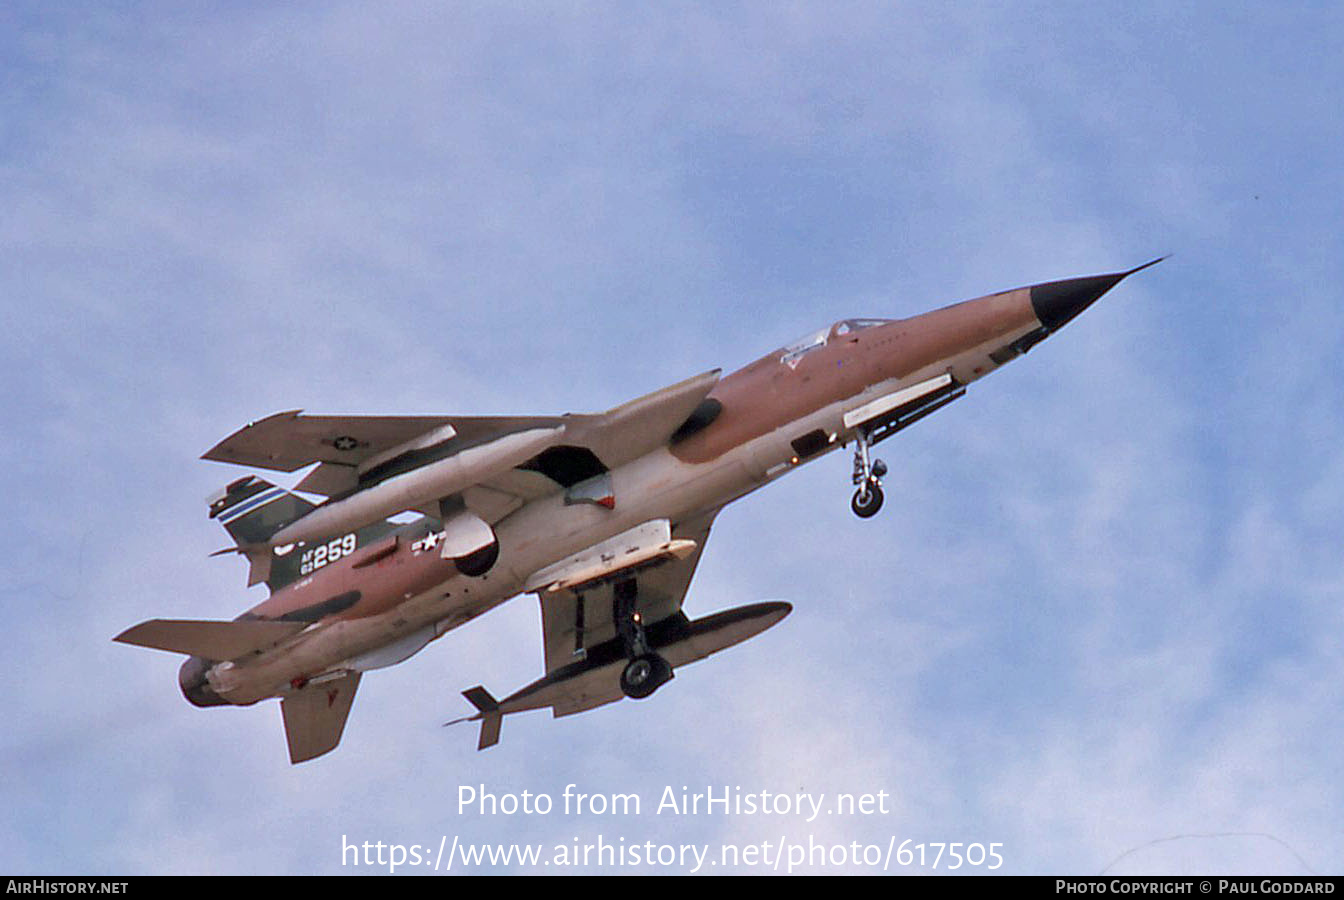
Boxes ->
[850,428,887,518]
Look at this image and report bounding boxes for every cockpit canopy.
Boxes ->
[779,318,892,367]
[832,318,892,336]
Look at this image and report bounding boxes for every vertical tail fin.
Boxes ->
[208,475,316,545]
[208,474,414,591]
[208,476,316,587]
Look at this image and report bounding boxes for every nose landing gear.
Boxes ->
[850,429,887,518]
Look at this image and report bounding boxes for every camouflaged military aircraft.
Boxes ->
[115,260,1161,763]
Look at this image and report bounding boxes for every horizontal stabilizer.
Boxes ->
[239,545,273,588]
[281,672,361,764]
[113,618,305,660]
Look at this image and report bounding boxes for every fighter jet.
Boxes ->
[115,259,1161,762]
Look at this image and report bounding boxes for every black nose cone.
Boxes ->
[1030,257,1164,331]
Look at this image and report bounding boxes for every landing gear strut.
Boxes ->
[613,578,673,699]
[850,428,887,518]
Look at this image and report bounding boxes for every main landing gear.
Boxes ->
[850,428,888,519]
[613,578,673,699]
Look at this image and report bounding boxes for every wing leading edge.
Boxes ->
[200,370,721,493]
[201,412,568,474]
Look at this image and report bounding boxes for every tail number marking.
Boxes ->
[300,533,358,575]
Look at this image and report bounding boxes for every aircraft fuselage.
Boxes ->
[187,273,1087,707]
[163,260,1160,754]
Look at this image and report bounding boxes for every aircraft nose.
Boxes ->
[1030,257,1165,332]
[179,656,229,707]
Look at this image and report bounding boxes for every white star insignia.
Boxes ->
[414,530,444,554]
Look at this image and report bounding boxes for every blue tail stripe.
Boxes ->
[217,486,288,525]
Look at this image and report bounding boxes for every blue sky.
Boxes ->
[3,2,1341,875]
